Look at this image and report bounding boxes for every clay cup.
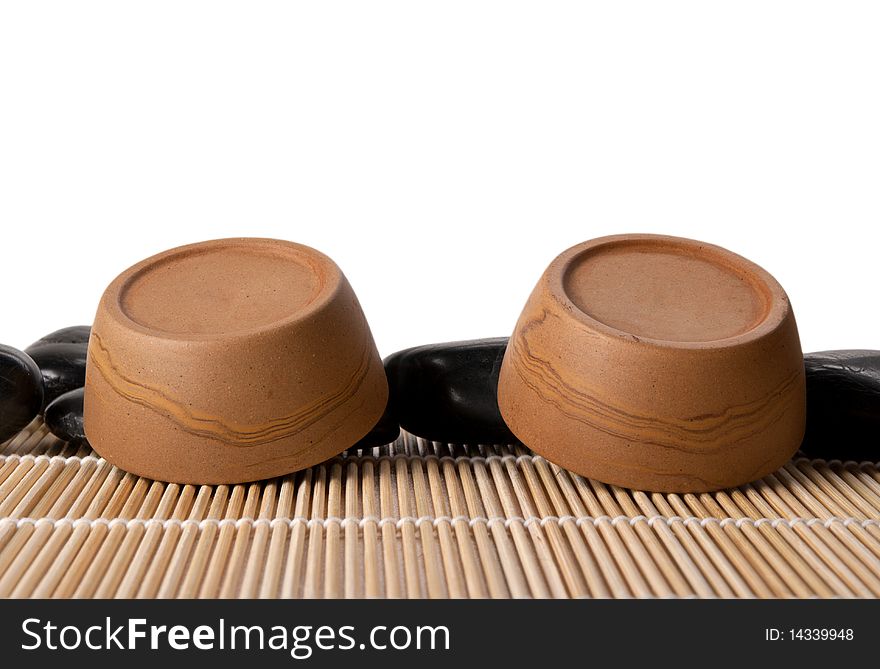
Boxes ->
[84,238,388,484]
[497,234,806,493]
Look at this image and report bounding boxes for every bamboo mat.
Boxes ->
[0,418,879,599]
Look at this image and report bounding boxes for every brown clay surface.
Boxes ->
[121,244,323,335]
[84,238,388,485]
[564,239,767,342]
[498,234,806,493]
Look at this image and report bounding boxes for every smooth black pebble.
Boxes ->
[27,325,91,349]
[24,342,88,409]
[0,344,44,442]
[347,394,400,452]
[384,337,516,444]
[801,350,880,461]
[44,387,86,444]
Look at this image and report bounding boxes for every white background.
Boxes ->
[1,2,878,357]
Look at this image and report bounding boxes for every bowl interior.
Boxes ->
[561,236,773,344]
[119,239,328,337]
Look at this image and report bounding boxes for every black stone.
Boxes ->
[384,338,516,444]
[347,397,400,452]
[26,325,91,349]
[25,343,88,409]
[44,387,86,444]
[0,344,44,443]
[801,350,880,461]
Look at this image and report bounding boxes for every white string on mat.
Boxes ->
[3,451,880,470]
[0,452,547,468]
[792,455,880,468]
[3,514,880,531]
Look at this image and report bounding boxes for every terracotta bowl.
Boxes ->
[83,238,388,484]
[497,234,806,493]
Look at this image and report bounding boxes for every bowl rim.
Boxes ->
[549,233,794,351]
[99,237,345,343]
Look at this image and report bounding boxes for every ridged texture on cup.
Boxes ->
[84,238,388,484]
[497,234,806,493]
